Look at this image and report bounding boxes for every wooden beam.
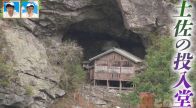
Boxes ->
[94,80,95,87]
[120,81,122,92]
[107,80,110,89]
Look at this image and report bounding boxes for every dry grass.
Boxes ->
[49,94,76,108]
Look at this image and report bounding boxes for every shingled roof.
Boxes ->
[89,47,143,63]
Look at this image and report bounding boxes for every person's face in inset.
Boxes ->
[27,6,34,14]
[6,6,14,16]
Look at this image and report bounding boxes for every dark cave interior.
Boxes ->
[62,0,146,60]
[63,29,146,60]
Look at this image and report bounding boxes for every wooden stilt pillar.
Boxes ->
[133,81,135,88]
[120,81,122,92]
[107,80,109,89]
[94,80,95,87]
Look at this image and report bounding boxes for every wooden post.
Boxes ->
[94,80,95,87]
[120,61,122,92]
[107,80,109,89]
[107,59,109,90]
[120,81,122,92]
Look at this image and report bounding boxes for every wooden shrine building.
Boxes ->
[83,48,143,91]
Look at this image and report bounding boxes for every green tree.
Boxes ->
[124,36,177,107]
[120,92,139,107]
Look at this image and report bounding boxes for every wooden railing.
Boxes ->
[94,66,134,73]
[93,72,134,81]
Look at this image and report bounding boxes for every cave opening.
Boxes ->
[63,29,146,60]
[62,0,146,60]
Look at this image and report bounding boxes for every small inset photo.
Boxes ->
[21,1,39,18]
[3,1,20,18]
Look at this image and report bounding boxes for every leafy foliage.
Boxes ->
[120,92,139,107]
[121,35,177,106]
[60,59,86,91]
[49,41,86,92]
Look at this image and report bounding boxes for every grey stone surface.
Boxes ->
[0,0,179,108]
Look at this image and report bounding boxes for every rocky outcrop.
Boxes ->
[0,20,65,108]
[17,0,174,59]
[19,0,126,38]
[0,0,179,108]
[117,0,173,34]
[19,0,173,39]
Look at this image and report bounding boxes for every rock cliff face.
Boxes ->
[0,0,176,108]
[117,0,174,35]
[0,20,65,108]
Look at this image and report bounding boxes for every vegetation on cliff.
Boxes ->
[121,35,177,107]
[45,40,86,92]
[0,34,13,87]
[0,55,13,87]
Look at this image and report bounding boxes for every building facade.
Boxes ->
[84,48,142,90]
